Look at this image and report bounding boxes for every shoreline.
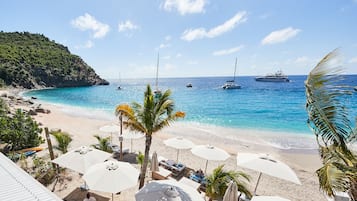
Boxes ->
[1,88,326,200]
[22,88,317,150]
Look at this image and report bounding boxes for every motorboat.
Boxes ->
[186,83,192,88]
[222,58,241,89]
[255,70,290,82]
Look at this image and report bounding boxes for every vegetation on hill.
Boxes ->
[0,31,109,89]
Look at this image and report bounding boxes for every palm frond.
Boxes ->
[206,165,251,200]
[305,49,353,147]
[316,162,352,196]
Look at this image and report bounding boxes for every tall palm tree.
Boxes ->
[91,135,112,153]
[50,130,72,154]
[205,165,251,201]
[305,49,357,200]
[115,85,184,189]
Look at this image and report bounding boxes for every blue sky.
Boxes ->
[1,0,357,78]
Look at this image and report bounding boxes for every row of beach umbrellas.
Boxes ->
[161,137,301,200]
[52,146,139,200]
[52,136,301,200]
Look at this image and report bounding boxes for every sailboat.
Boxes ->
[154,53,162,99]
[117,73,122,90]
[222,58,241,89]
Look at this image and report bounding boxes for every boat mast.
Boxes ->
[233,57,237,82]
[155,52,159,91]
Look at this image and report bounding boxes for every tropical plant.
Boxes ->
[0,97,9,115]
[305,49,357,200]
[31,156,57,186]
[0,109,43,150]
[50,130,72,153]
[205,165,251,201]
[91,135,112,153]
[136,151,144,168]
[115,85,185,188]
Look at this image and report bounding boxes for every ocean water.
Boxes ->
[24,75,357,135]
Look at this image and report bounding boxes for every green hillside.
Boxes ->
[0,31,109,88]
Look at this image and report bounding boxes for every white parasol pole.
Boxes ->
[176,149,179,163]
[253,172,263,195]
[204,160,209,174]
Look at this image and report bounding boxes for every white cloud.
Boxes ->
[71,13,110,38]
[74,40,94,49]
[159,43,171,49]
[84,40,94,48]
[213,45,244,56]
[261,27,301,45]
[176,53,182,58]
[163,0,206,15]
[295,56,309,63]
[348,57,357,63]
[187,60,198,65]
[158,36,172,49]
[181,11,247,41]
[118,20,139,32]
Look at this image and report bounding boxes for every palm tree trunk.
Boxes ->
[139,134,152,189]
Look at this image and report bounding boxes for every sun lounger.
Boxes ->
[179,177,201,191]
[159,160,186,177]
[152,166,172,180]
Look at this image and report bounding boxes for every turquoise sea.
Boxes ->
[24,75,357,135]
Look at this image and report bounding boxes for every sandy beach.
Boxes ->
[2,89,326,201]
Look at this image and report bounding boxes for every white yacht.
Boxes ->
[255,70,290,82]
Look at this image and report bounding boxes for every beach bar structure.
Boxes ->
[0,152,62,201]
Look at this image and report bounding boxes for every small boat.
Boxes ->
[154,53,162,98]
[117,73,122,90]
[354,86,357,91]
[222,58,241,89]
[186,83,192,88]
[255,70,290,82]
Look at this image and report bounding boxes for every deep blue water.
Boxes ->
[24,75,357,134]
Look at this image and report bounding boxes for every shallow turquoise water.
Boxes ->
[24,75,357,135]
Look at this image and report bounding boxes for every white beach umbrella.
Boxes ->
[164,137,195,162]
[191,144,230,174]
[122,131,144,152]
[135,179,204,201]
[150,151,159,172]
[236,153,301,194]
[83,160,139,200]
[251,195,291,201]
[52,146,111,174]
[223,181,238,201]
[99,124,120,143]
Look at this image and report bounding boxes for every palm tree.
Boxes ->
[305,49,357,200]
[115,85,185,189]
[91,135,112,153]
[205,165,251,201]
[50,130,72,154]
